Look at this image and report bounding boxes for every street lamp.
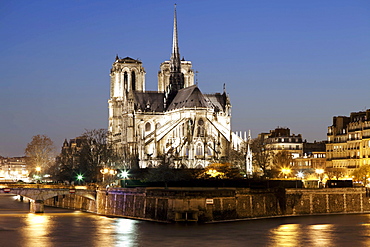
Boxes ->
[35,167,41,183]
[76,174,84,185]
[120,171,129,188]
[100,168,109,183]
[100,168,117,185]
[316,168,325,188]
[281,167,291,179]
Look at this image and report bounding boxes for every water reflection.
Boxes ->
[4,193,370,247]
[308,224,333,246]
[114,218,139,246]
[92,216,115,247]
[23,214,51,247]
[269,224,300,246]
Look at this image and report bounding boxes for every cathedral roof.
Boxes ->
[116,56,141,64]
[204,93,228,112]
[133,91,165,112]
[166,85,210,111]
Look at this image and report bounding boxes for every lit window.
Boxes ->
[196,143,203,156]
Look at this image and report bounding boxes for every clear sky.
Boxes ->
[1,0,370,157]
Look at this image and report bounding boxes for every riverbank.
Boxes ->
[44,187,369,223]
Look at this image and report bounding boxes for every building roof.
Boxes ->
[204,93,227,112]
[134,91,165,112]
[115,56,142,64]
[166,85,209,111]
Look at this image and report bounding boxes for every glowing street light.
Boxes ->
[100,168,117,184]
[281,167,291,178]
[315,168,324,175]
[297,171,304,179]
[120,171,129,188]
[316,168,325,188]
[76,174,84,185]
[34,167,42,183]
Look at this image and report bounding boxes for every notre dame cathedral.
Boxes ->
[108,6,244,169]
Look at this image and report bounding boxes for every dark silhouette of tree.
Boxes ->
[76,129,115,182]
[53,129,119,183]
[251,136,272,178]
[227,149,246,172]
[145,154,192,188]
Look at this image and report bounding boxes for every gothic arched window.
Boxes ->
[196,143,203,156]
[197,118,205,137]
[145,122,151,132]
[131,71,136,90]
[207,143,213,156]
[124,71,128,90]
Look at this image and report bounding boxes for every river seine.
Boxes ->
[1,194,370,247]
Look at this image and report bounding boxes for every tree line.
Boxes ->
[25,130,368,185]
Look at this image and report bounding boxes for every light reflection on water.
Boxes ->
[308,224,334,247]
[23,214,51,247]
[269,224,301,246]
[113,218,139,246]
[3,195,370,246]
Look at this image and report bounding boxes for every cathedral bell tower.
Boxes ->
[108,56,146,148]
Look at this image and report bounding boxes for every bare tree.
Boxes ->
[272,150,293,177]
[25,134,56,173]
[251,137,272,177]
[352,165,370,185]
[77,129,116,182]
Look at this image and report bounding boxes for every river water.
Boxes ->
[1,194,370,247]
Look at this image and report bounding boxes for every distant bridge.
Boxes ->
[0,184,96,213]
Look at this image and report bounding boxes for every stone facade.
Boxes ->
[108,7,239,168]
[326,109,370,175]
[259,128,304,159]
[43,187,370,223]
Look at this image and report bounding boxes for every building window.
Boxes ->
[131,71,136,90]
[124,71,128,87]
[145,122,151,132]
[197,119,205,137]
[196,143,203,156]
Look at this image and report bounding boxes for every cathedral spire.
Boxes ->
[170,4,181,74]
[165,4,184,109]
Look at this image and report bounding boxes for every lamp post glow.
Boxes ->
[316,168,325,188]
[76,174,84,185]
[297,171,304,179]
[121,171,128,188]
[35,167,41,183]
[281,168,291,179]
[100,168,117,185]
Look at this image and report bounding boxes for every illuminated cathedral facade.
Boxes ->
[108,7,244,168]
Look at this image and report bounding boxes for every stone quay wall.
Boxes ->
[44,193,96,213]
[44,187,370,223]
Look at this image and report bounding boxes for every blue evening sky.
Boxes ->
[1,0,370,157]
